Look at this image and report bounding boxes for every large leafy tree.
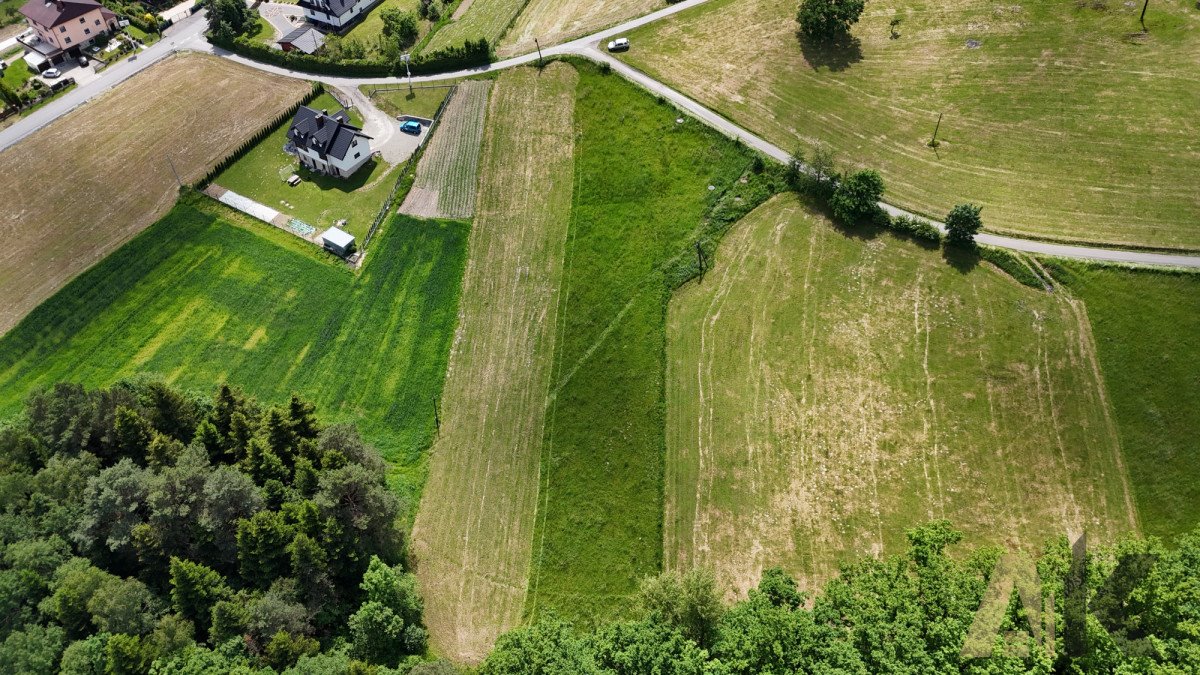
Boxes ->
[945,203,984,246]
[797,0,866,42]
[829,169,885,225]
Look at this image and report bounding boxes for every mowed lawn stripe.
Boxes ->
[0,196,469,501]
[410,63,578,664]
[525,67,754,625]
[423,0,527,52]
[622,0,1200,250]
[665,193,1137,598]
[0,53,311,334]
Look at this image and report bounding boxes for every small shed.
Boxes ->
[279,25,326,55]
[321,227,355,256]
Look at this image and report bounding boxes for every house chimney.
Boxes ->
[54,0,63,11]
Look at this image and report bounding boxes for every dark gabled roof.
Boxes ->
[19,0,103,28]
[297,0,357,19]
[279,25,325,54]
[287,106,371,161]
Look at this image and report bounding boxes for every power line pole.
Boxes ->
[402,53,413,94]
[928,112,943,148]
[433,397,441,436]
[535,38,543,66]
[166,154,181,187]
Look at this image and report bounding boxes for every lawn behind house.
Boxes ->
[210,92,397,241]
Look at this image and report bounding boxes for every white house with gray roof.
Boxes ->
[297,0,379,30]
[285,106,373,179]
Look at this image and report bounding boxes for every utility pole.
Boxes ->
[535,37,543,66]
[166,154,181,187]
[928,112,943,148]
[1139,0,1149,31]
[696,241,706,281]
[433,397,440,436]
[402,53,413,94]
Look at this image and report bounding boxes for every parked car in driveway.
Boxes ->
[42,68,62,79]
[77,56,89,67]
[399,120,421,135]
[607,37,630,52]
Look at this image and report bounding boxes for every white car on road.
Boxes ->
[607,37,630,52]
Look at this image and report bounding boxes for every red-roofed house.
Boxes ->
[18,0,119,67]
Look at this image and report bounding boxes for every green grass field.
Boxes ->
[665,193,1138,597]
[366,84,454,119]
[211,93,397,240]
[622,0,1200,251]
[1045,261,1200,540]
[0,193,469,509]
[422,0,526,52]
[524,65,756,626]
[344,0,432,51]
[412,64,577,664]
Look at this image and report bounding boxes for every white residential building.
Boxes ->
[296,0,380,30]
[285,106,374,179]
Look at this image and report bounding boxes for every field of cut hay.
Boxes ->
[0,53,310,334]
[623,0,1200,250]
[410,63,578,664]
[498,0,664,56]
[664,193,1138,599]
[400,81,492,220]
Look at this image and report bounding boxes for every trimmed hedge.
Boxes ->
[194,82,324,188]
[208,33,492,77]
[889,214,943,243]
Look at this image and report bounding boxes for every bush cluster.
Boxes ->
[208,32,493,78]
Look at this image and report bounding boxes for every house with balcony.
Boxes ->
[285,106,374,179]
[296,0,380,31]
[18,0,118,70]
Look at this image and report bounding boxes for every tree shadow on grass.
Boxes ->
[797,32,863,72]
[942,243,981,275]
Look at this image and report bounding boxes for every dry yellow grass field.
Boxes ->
[409,63,579,664]
[665,194,1138,599]
[0,53,310,334]
[498,0,664,56]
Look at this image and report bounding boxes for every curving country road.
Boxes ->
[1,0,1197,269]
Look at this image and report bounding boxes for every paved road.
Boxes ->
[3,0,1198,269]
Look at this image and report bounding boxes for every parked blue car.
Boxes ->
[400,120,422,135]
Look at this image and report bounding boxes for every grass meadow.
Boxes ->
[210,93,396,241]
[497,0,664,56]
[422,0,527,52]
[622,0,1200,250]
[665,193,1138,598]
[0,193,469,511]
[412,64,577,664]
[1045,261,1200,540]
[524,65,757,626]
[344,0,435,52]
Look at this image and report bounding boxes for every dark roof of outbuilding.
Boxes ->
[297,0,357,19]
[19,0,103,28]
[287,105,371,161]
[279,25,325,54]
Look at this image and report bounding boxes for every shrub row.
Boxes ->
[193,82,325,189]
[209,33,492,77]
[977,246,1046,289]
[889,213,942,243]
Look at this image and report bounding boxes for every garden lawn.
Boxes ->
[344,0,431,52]
[422,0,525,52]
[1045,261,1200,541]
[0,192,469,510]
[621,0,1200,251]
[1,56,31,90]
[665,193,1138,599]
[365,84,453,119]
[211,93,397,241]
[524,65,756,627]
